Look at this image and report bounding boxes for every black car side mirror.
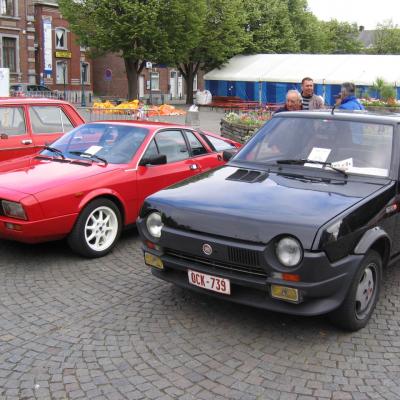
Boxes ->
[139,154,167,166]
[222,148,238,162]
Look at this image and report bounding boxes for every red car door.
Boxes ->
[137,129,204,206]
[0,105,34,161]
[182,129,226,171]
[27,105,77,151]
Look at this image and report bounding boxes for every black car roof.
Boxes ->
[273,110,400,124]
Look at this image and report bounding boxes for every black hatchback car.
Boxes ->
[137,110,399,331]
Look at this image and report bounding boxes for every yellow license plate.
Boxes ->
[144,252,164,269]
[271,284,299,303]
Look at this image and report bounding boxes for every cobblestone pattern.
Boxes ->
[0,231,400,400]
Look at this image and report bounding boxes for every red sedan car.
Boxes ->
[0,120,240,257]
[0,98,84,161]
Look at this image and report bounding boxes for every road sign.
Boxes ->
[104,68,112,81]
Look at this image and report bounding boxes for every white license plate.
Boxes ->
[188,269,231,295]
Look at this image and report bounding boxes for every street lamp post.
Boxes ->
[145,62,153,105]
[81,61,86,107]
[149,70,153,105]
[62,61,67,100]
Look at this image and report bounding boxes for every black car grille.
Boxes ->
[165,248,267,278]
[228,246,259,266]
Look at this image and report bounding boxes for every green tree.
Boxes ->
[59,0,171,100]
[163,0,248,104]
[243,0,299,54]
[287,0,325,53]
[372,21,400,54]
[319,20,363,54]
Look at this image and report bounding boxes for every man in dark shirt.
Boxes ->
[301,77,324,110]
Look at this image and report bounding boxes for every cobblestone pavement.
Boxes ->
[0,231,400,400]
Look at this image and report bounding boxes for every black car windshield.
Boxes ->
[41,123,149,164]
[235,117,393,177]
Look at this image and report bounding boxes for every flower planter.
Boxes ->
[220,118,260,144]
[364,105,400,113]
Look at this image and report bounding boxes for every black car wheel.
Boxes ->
[67,198,122,258]
[329,250,382,331]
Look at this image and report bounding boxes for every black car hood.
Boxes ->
[145,166,386,249]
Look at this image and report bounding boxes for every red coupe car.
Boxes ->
[0,98,84,161]
[0,120,240,257]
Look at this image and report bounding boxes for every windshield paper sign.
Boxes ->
[305,147,331,168]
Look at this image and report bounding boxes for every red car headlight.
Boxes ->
[2,200,27,220]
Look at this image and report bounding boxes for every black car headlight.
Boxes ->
[146,212,163,239]
[275,237,303,267]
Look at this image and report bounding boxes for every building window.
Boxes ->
[81,62,90,84]
[150,72,159,91]
[55,28,67,50]
[56,61,68,84]
[2,37,16,72]
[0,0,15,16]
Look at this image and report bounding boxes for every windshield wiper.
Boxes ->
[69,151,108,166]
[43,146,65,159]
[276,159,348,177]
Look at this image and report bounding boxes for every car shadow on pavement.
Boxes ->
[0,226,141,262]
[158,262,398,337]
[0,238,74,261]
[170,286,334,336]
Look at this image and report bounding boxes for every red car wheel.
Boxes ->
[68,198,122,258]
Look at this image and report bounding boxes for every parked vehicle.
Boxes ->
[10,83,60,98]
[0,120,240,258]
[0,98,84,161]
[138,110,398,331]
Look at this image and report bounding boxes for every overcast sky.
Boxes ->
[307,0,400,29]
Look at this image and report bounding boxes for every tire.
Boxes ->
[329,250,382,331]
[68,198,122,258]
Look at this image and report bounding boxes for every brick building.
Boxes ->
[0,0,204,104]
[0,0,35,83]
[0,0,93,102]
[92,53,205,103]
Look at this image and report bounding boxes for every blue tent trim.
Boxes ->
[205,80,383,106]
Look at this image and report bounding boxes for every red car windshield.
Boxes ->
[42,123,149,164]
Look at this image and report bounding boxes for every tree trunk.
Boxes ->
[178,62,200,105]
[185,65,194,105]
[124,58,145,101]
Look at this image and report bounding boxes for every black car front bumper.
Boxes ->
[138,224,363,317]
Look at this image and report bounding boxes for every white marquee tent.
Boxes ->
[204,54,400,105]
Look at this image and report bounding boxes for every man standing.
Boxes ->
[274,90,303,113]
[338,82,365,110]
[301,77,324,110]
